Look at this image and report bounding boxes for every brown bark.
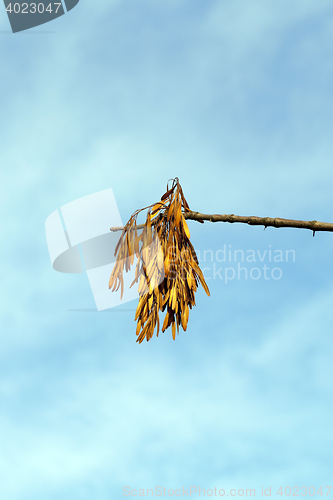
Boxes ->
[110,211,333,236]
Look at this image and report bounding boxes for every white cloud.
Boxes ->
[1,284,333,498]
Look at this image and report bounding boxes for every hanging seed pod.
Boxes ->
[109,178,210,343]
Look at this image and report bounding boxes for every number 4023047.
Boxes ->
[5,3,62,14]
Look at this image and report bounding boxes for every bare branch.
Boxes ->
[110,211,333,235]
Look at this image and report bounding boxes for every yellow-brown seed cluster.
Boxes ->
[109,178,210,343]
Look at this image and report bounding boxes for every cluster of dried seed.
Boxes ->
[109,178,210,343]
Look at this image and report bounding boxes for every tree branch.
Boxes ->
[110,211,333,235]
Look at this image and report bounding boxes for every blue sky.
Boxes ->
[1,1,333,498]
